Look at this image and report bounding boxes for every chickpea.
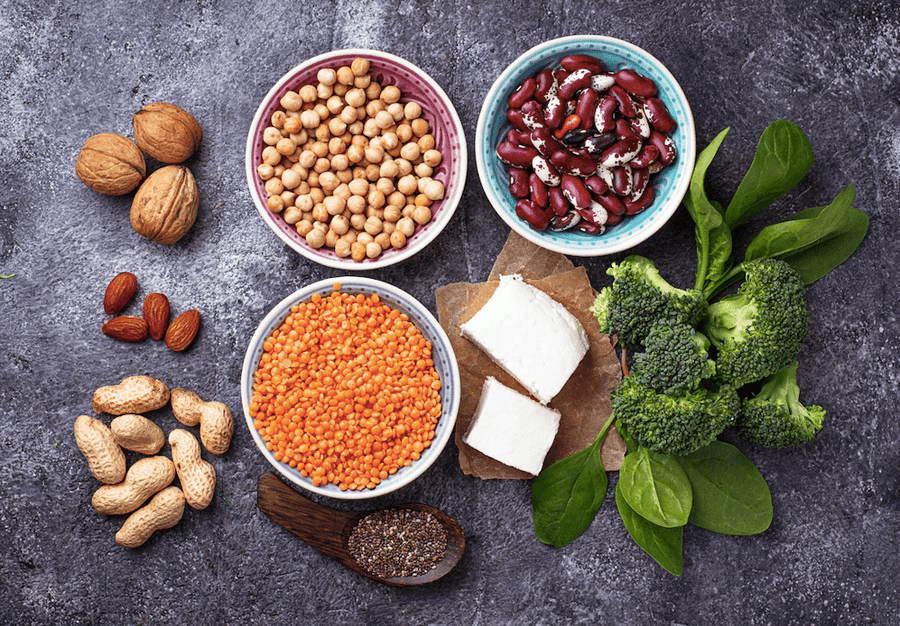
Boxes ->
[316,82,333,100]
[418,134,436,152]
[365,164,381,181]
[271,110,287,128]
[347,195,366,214]
[417,176,433,194]
[350,241,367,261]
[363,118,381,138]
[263,126,282,145]
[365,242,383,259]
[314,124,331,143]
[341,229,358,244]
[402,204,416,218]
[340,105,359,125]
[299,84,318,103]
[424,179,445,201]
[413,204,433,225]
[267,195,285,213]
[281,190,297,206]
[381,131,400,151]
[350,213,367,231]
[375,110,394,130]
[364,215,383,236]
[345,88,366,108]
[311,203,329,223]
[328,117,347,137]
[332,182,351,201]
[335,239,352,258]
[280,91,302,111]
[336,168,353,183]
[374,232,391,250]
[375,177,395,196]
[423,149,443,168]
[400,142,420,161]
[380,85,401,104]
[395,158,413,177]
[356,232,374,245]
[324,195,346,216]
[311,141,329,158]
[273,164,286,177]
[264,177,285,197]
[365,81,382,101]
[411,118,430,137]
[403,101,422,120]
[353,74,371,89]
[296,219,314,237]
[415,162,434,178]
[379,160,400,179]
[397,216,416,237]
[296,194,314,212]
[386,102,405,122]
[257,163,275,180]
[319,171,340,193]
[324,229,340,248]
[295,181,311,197]
[365,99,386,119]
[300,110,321,129]
[366,206,384,219]
[397,174,418,196]
[397,123,414,143]
[364,144,385,164]
[297,150,316,168]
[262,146,281,166]
[330,153,350,172]
[330,214,350,235]
[283,205,303,224]
[290,128,309,145]
[383,204,402,223]
[346,143,365,164]
[306,228,326,249]
[310,187,325,204]
[281,168,302,190]
[367,189,386,209]
[348,120,364,135]
[283,116,302,135]
[335,65,354,86]
[351,57,370,76]
[347,178,368,196]
[390,230,407,249]
[313,157,331,174]
[333,82,349,97]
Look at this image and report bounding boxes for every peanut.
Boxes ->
[169,429,216,510]
[92,456,176,515]
[92,375,170,416]
[74,415,126,485]
[110,414,165,454]
[170,388,234,455]
[115,486,185,548]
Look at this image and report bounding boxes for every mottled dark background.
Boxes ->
[1,1,898,624]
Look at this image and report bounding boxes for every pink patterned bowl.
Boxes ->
[245,49,467,270]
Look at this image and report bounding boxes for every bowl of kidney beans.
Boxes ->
[476,35,696,256]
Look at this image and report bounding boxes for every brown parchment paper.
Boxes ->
[435,231,626,479]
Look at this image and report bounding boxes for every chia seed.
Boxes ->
[347,508,448,578]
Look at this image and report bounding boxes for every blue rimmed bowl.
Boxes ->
[476,35,696,256]
[240,277,461,500]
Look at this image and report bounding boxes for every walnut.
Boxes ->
[130,165,199,245]
[133,102,203,164]
[75,133,146,196]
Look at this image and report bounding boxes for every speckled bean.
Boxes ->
[548,185,570,216]
[644,97,676,133]
[532,154,562,186]
[515,199,550,230]
[534,68,558,104]
[508,77,537,109]
[560,173,592,209]
[561,55,605,74]
[614,69,658,98]
[600,136,642,168]
[609,84,637,118]
[558,69,592,100]
[520,100,546,130]
[575,88,600,130]
[593,96,618,133]
[497,141,539,168]
[529,173,549,208]
[649,131,677,165]
[530,127,565,157]
[509,167,529,198]
[625,186,655,214]
[551,149,595,177]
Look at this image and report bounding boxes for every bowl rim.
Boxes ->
[245,48,468,270]
[240,276,462,500]
[475,34,696,257]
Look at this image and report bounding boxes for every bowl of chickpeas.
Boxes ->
[241,277,461,499]
[246,50,467,269]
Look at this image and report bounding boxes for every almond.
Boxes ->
[102,315,149,342]
[165,309,200,352]
[143,293,171,340]
[104,272,138,315]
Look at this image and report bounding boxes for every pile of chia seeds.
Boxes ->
[348,508,447,578]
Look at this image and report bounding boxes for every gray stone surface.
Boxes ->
[1,1,899,624]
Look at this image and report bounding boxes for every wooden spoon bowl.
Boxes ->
[257,473,466,586]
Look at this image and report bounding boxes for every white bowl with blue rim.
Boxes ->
[241,277,461,500]
[475,35,696,256]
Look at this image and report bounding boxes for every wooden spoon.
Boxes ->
[256,472,465,586]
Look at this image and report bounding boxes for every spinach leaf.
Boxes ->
[743,185,869,284]
[684,128,732,294]
[618,446,692,528]
[724,120,814,229]
[531,418,613,548]
[615,481,683,576]
[676,441,773,535]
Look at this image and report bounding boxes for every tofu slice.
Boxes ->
[463,376,562,475]
[460,274,589,404]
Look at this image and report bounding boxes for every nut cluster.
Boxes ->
[257,57,446,261]
[75,376,234,547]
[101,271,200,352]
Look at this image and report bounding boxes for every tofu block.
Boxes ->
[463,376,562,475]
[460,274,589,404]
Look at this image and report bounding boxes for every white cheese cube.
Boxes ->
[463,376,562,475]
[460,274,589,404]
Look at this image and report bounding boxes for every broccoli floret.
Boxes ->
[590,255,708,349]
[631,320,716,395]
[611,376,740,456]
[736,361,825,448]
[703,258,808,387]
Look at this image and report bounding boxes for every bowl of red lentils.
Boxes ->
[476,35,696,256]
[241,277,461,499]
[246,49,467,269]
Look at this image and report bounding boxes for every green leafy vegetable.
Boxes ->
[0,274,13,279]
[531,417,614,548]
[617,446,692,528]
[724,120,814,229]
[615,482,683,576]
[676,441,773,535]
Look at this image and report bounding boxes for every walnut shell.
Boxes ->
[130,165,199,245]
[75,133,146,195]
[133,102,203,164]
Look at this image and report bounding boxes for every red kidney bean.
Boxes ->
[543,95,567,129]
[548,185,570,216]
[597,164,614,188]
[575,88,600,130]
[629,143,659,169]
[534,68,558,104]
[629,106,651,138]
[596,192,626,215]
[549,210,582,231]
[609,84,637,118]
[611,165,633,196]
[576,220,605,235]
[577,200,609,226]
[558,68,592,100]
[497,141,539,168]
[593,96,618,133]
[507,107,527,131]
[614,69,658,98]
[630,166,649,201]
[551,149,595,177]
[591,74,616,92]
[530,127,565,157]
[516,199,550,230]
[560,173,592,209]
[561,54,605,74]
[507,128,532,146]
[508,77,537,109]
[520,100,546,130]
[624,186,655,214]
[615,118,639,141]
[643,97,676,133]
[600,136,642,167]
[508,167,529,198]
[529,173,549,208]
[532,154,562,186]
[649,131,677,165]
[605,210,623,226]
[554,69,569,84]
[584,174,608,197]
[648,161,664,174]
[584,131,617,154]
